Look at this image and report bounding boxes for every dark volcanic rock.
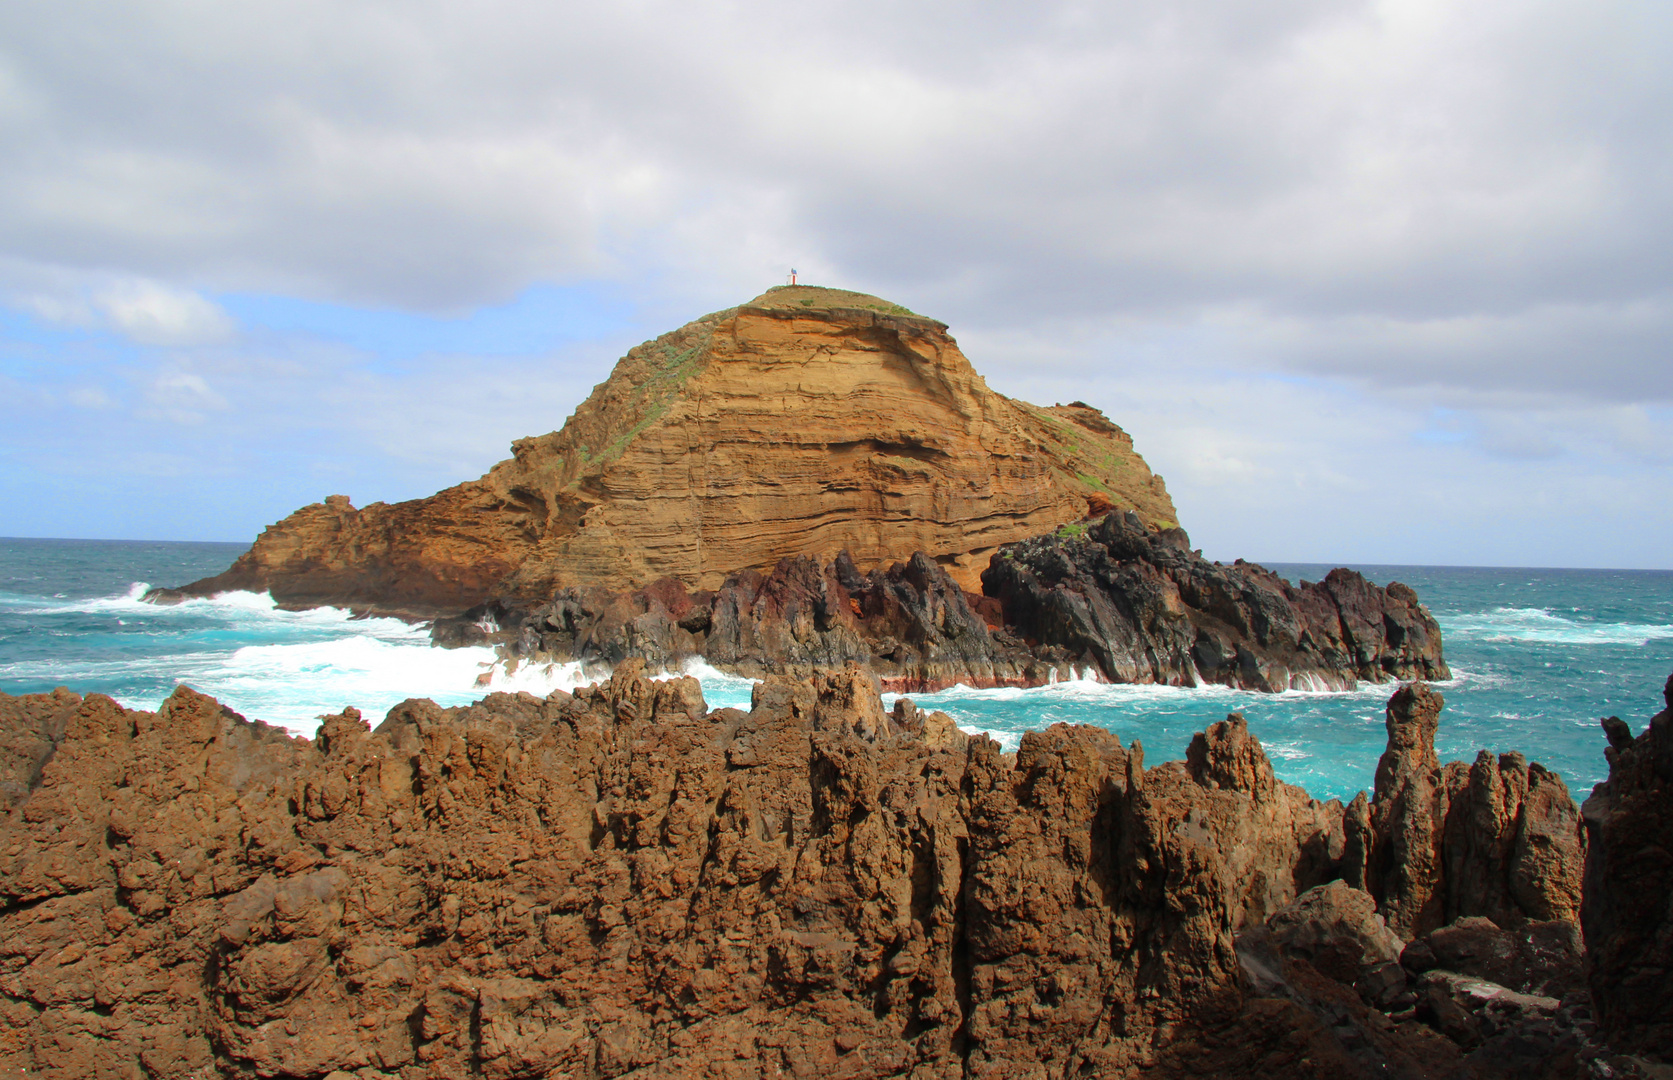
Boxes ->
[446,549,1079,693]
[439,511,1452,697]
[1581,672,1673,1058]
[981,511,1449,691]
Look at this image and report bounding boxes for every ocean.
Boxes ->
[2,536,1669,804]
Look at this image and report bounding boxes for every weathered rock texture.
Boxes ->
[438,550,1061,695]
[1349,684,1586,939]
[3,669,1506,1080]
[984,511,1450,692]
[158,287,1176,617]
[1581,673,1673,1058]
[435,511,1451,696]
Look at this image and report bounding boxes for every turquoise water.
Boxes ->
[2,537,1669,803]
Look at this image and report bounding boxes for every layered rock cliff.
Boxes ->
[160,286,1176,617]
[0,667,1618,1078]
[439,510,1449,694]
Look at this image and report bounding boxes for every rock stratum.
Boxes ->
[439,509,1449,694]
[160,287,1177,617]
[6,665,1665,1079]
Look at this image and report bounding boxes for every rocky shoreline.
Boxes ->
[437,510,1450,695]
[142,286,1450,699]
[2,666,1667,1077]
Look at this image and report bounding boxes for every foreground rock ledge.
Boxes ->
[0,671,1610,1079]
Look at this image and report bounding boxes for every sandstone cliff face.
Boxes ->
[0,672,1467,1080]
[165,286,1176,617]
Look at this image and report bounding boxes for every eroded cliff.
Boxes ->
[163,287,1176,617]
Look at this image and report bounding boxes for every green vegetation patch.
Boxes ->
[750,285,922,318]
[561,326,716,480]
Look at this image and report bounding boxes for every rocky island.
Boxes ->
[153,286,1448,695]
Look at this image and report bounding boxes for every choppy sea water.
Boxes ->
[2,537,1669,803]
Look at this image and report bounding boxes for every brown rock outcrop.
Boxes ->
[0,673,1475,1079]
[1352,684,1585,939]
[1581,673,1673,1057]
[158,286,1176,617]
[1262,881,1405,987]
[1400,916,1583,999]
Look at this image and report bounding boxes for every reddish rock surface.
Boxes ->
[1350,684,1585,939]
[1581,674,1673,1058]
[0,672,1629,1078]
[154,287,1177,618]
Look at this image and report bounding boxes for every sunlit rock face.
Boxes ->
[162,286,1176,618]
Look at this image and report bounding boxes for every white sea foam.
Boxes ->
[676,659,757,710]
[5,583,1530,753]
[1443,607,1673,646]
[145,635,506,731]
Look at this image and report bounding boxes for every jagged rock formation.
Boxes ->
[1346,684,1586,939]
[155,286,1176,618]
[1581,674,1673,1058]
[3,665,1637,1078]
[444,510,1450,694]
[436,550,1059,694]
[984,511,1450,691]
[0,668,1592,1080]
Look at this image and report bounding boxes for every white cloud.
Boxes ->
[140,368,230,424]
[95,279,235,345]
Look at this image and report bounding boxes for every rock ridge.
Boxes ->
[0,665,1620,1078]
[439,510,1449,694]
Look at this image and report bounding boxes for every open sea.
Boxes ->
[2,536,1670,804]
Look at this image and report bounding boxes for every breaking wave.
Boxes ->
[1443,607,1673,646]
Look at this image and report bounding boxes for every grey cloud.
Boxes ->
[0,0,1668,403]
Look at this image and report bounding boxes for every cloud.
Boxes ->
[0,2,1665,338]
[139,368,230,424]
[95,279,235,345]
[0,0,1668,561]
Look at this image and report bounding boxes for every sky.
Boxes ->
[1,0,1670,568]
